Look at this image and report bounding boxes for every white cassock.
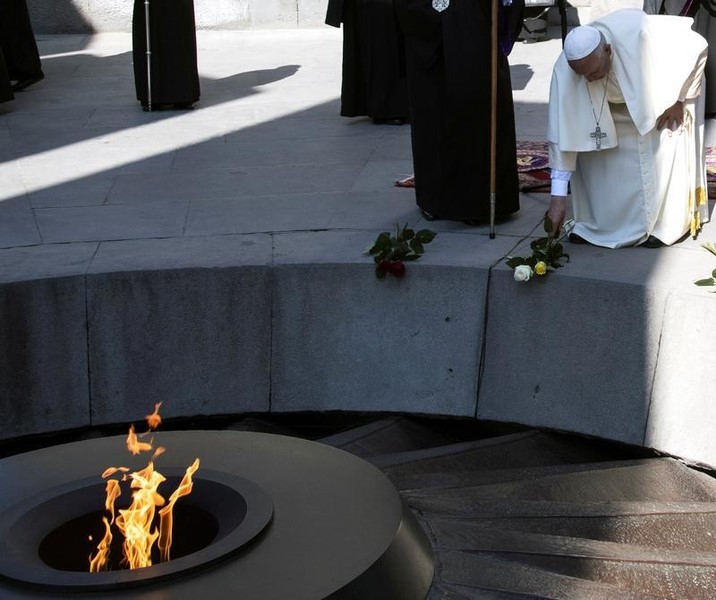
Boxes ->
[547,8,710,248]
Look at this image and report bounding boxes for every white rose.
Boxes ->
[513,264,533,282]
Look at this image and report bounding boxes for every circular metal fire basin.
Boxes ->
[0,431,434,599]
[0,469,273,591]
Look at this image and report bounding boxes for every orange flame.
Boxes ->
[89,405,199,572]
[115,462,165,569]
[126,425,153,456]
[88,479,123,572]
[146,402,163,430]
[158,458,200,562]
[88,517,113,573]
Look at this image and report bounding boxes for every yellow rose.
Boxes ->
[534,261,547,276]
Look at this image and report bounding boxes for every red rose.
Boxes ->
[376,259,391,277]
[389,261,406,278]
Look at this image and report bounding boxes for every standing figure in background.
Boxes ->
[326,0,409,123]
[644,0,716,115]
[393,0,524,224]
[0,51,14,104]
[132,0,200,110]
[0,0,44,92]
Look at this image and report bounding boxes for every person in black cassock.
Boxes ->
[644,0,716,115]
[326,0,409,123]
[132,0,200,110]
[0,51,14,104]
[394,0,524,223]
[0,0,44,93]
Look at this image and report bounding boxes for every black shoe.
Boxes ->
[142,102,195,111]
[568,233,588,244]
[640,235,664,248]
[372,117,407,126]
[12,73,44,92]
[420,209,437,221]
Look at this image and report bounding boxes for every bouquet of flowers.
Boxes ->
[505,215,573,282]
[366,222,436,279]
[694,242,716,291]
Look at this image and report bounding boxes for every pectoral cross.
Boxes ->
[590,126,607,150]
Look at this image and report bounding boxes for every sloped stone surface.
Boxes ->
[341,423,716,599]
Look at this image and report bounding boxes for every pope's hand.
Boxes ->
[548,195,567,234]
[656,100,684,131]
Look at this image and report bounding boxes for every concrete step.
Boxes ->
[393,457,656,492]
[316,416,460,458]
[377,431,637,474]
[403,458,716,503]
[437,551,659,599]
[370,431,716,598]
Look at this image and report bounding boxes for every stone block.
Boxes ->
[297,0,327,27]
[0,277,90,438]
[478,247,671,446]
[0,243,98,439]
[270,231,512,416]
[35,201,189,244]
[250,0,298,28]
[0,198,43,249]
[646,290,716,467]
[87,235,272,425]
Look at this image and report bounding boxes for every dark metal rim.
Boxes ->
[0,468,273,592]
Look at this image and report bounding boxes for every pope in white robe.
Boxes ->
[547,8,710,248]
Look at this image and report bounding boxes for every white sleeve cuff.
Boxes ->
[550,169,572,196]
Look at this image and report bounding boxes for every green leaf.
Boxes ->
[402,228,415,241]
[404,254,421,261]
[694,278,716,286]
[415,229,437,244]
[368,232,391,255]
[410,239,425,254]
[505,257,527,269]
[702,242,716,256]
[530,237,549,252]
[711,268,716,279]
[543,213,554,234]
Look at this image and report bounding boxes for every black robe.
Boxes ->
[394,0,524,222]
[0,50,13,103]
[326,0,409,121]
[132,0,200,107]
[0,0,43,83]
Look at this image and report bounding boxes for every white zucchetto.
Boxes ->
[563,25,601,61]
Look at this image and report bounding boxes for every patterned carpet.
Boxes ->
[394,141,716,195]
[517,140,716,195]
[516,140,552,192]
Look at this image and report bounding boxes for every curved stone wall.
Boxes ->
[3,233,716,471]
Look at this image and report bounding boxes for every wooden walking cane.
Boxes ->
[144,0,152,111]
[489,0,498,239]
